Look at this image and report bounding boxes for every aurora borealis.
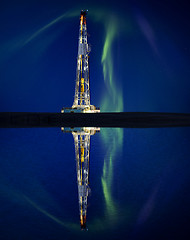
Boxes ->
[1,0,190,239]
[1,0,190,113]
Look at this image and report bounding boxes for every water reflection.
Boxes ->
[61,126,100,230]
[101,128,123,223]
[1,127,190,239]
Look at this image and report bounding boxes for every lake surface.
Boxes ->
[0,127,190,239]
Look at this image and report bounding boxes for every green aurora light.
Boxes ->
[98,11,124,223]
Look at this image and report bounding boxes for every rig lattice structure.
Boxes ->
[61,10,100,113]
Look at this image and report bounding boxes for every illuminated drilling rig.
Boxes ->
[61,10,100,113]
[61,10,100,230]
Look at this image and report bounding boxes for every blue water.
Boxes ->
[0,127,190,239]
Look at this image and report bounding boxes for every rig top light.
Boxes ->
[81,9,88,16]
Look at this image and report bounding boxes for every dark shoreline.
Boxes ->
[1,112,190,128]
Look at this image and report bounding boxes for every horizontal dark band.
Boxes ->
[1,112,190,128]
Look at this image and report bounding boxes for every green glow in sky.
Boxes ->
[99,11,124,223]
[23,9,79,45]
[101,17,123,112]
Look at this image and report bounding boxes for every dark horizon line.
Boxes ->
[1,112,190,128]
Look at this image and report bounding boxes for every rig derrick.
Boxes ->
[61,10,100,113]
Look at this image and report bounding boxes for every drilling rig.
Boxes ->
[61,10,100,113]
[61,10,100,230]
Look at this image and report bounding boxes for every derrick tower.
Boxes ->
[61,10,100,113]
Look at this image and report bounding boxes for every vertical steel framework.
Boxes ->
[62,126,100,230]
[72,131,91,230]
[72,10,91,108]
[61,10,100,113]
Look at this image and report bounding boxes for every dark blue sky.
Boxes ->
[1,2,190,238]
[0,0,190,112]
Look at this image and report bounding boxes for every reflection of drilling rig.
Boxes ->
[61,10,100,113]
[73,127,99,230]
[62,127,100,230]
[61,10,100,229]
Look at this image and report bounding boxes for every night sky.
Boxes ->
[1,0,190,113]
[1,1,190,239]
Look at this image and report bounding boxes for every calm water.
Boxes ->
[0,127,190,239]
